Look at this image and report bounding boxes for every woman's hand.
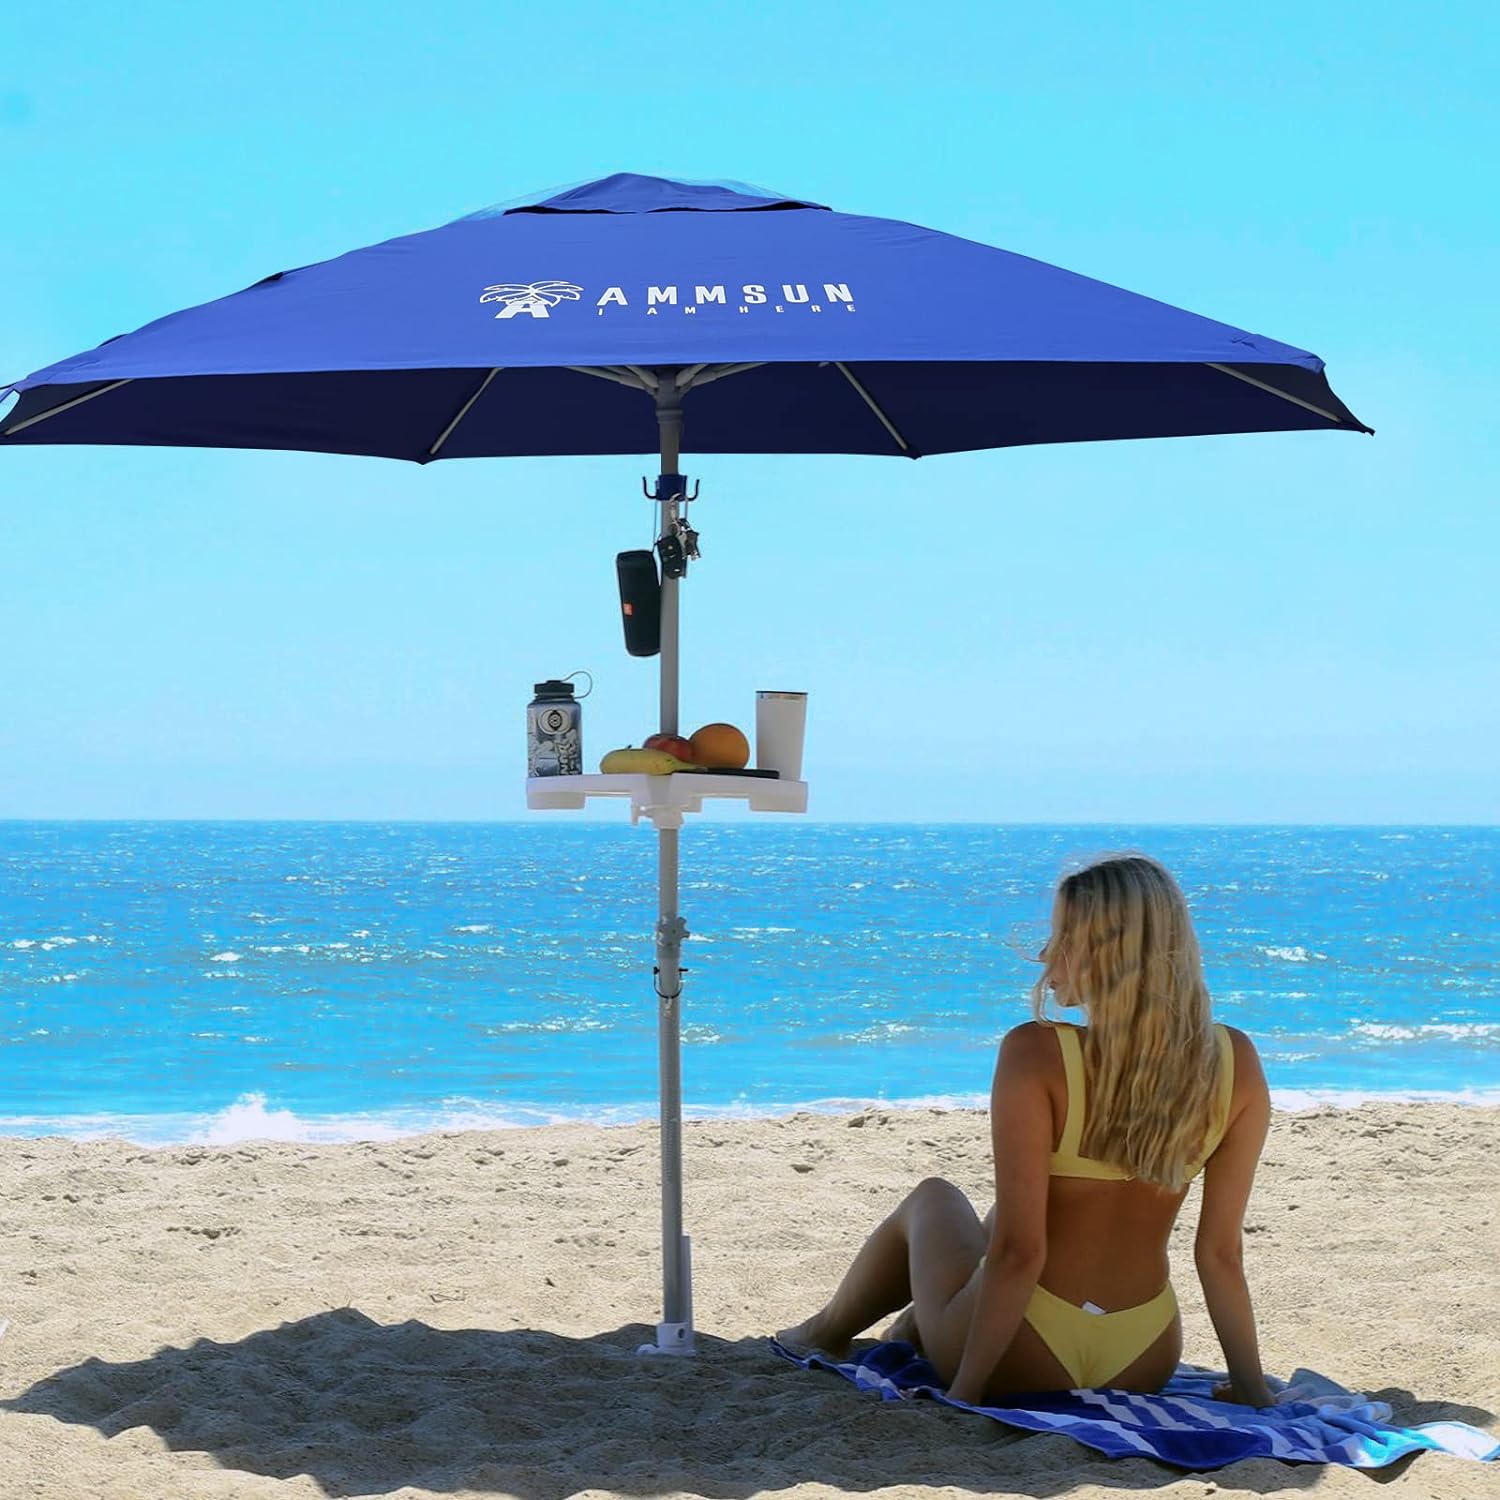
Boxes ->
[946,1375,987,1406]
[1211,1377,1275,1408]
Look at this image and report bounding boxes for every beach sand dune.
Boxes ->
[1,1104,1496,1499]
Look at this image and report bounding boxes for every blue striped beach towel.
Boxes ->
[771,1339,1500,1470]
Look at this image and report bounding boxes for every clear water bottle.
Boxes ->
[527,675,589,777]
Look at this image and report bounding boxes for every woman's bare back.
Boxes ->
[1022,1021,1187,1305]
[1020,1021,1259,1303]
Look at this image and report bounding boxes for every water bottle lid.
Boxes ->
[533,679,576,698]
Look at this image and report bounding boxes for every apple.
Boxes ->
[644,733,697,763]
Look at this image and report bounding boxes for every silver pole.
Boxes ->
[658,381,681,738]
[647,373,694,1355]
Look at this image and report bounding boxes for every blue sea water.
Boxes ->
[1,822,1497,1143]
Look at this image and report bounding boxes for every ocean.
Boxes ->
[2,822,1496,1143]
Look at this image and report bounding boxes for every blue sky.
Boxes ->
[0,1,1495,822]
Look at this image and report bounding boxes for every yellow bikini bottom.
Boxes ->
[1023,1281,1179,1388]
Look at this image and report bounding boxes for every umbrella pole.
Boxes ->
[645,376,694,1356]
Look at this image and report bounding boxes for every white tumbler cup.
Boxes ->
[755,691,807,779]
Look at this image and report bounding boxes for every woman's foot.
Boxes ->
[775,1312,852,1360]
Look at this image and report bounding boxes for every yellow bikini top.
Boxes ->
[1049,1023,1235,1182]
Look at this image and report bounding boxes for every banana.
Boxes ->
[599,746,701,775]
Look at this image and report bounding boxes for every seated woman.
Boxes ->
[778,854,1274,1407]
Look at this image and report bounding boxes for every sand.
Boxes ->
[1,1103,1496,1499]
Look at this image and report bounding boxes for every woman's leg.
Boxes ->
[882,1203,995,1353]
[778,1179,988,1363]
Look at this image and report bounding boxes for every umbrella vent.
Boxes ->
[489,173,827,216]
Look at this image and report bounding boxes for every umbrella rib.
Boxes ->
[568,363,767,396]
[833,362,911,454]
[1206,362,1345,425]
[566,366,654,392]
[680,362,766,393]
[1,378,132,436]
[427,367,503,457]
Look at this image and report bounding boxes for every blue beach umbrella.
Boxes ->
[1,173,1368,1355]
[1,173,1367,460]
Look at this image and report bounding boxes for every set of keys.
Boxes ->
[656,515,700,579]
[639,472,702,580]
[650,473,701,579]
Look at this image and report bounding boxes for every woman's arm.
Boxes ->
[947,1026,1051,1403]
[1194,1029,1274,1407]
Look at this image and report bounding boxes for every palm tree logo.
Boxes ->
[479,280,584,319]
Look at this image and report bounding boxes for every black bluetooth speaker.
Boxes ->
[616,549,662,657]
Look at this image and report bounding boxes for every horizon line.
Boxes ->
[2,816,1497,830]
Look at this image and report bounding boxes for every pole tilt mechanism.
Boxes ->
[654,915,689,1001]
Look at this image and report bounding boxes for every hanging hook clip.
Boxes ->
[641,476,702,504]
[653,965,690,1001]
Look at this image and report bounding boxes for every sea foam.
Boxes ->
[2,1086,1497,1147]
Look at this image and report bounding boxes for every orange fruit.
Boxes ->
[689,722,749,769]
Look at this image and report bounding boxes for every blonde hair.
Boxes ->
[1031,855,1220,1190]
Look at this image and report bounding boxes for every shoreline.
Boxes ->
[1,1087,1499,1147]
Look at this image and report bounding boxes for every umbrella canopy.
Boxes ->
[1,172,1367,456]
